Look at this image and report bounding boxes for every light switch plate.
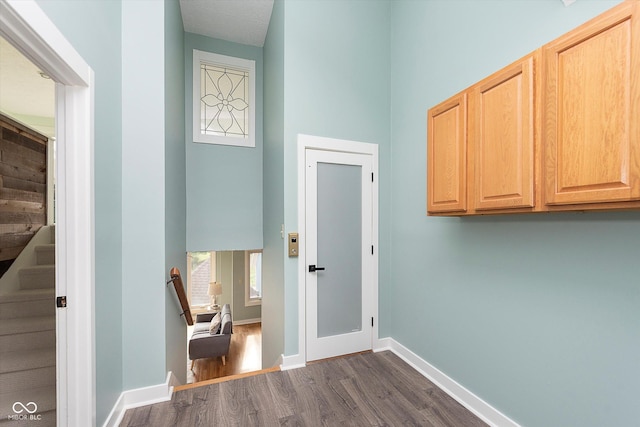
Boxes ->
[288,233,299,257]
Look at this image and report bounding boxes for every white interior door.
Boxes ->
[305,148,374,361]
[0,3,95,425]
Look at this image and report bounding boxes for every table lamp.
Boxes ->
[208,281,222,310]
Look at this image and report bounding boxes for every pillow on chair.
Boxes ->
[209,312,221,334]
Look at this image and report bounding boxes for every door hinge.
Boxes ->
[371,245,374,255]
[56,296,67,308]
[371,317,374,327]
[371,172,374,182]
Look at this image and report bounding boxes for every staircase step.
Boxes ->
[0,225,57,426]
[0,289,54,303]
[18,265,55,290]
[0,289,55,319]
[0,316,55,337]
[0,365,55,393]
[0,330,55,354]
[0,385,56,427]
[34,244,55,265]
[0,348,55,374]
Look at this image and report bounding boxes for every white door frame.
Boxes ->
[296,134,378,365]
[0,1,95,426]
[305,149,374,361]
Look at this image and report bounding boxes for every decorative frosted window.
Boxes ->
[193,50,255,147]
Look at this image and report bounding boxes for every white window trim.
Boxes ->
[245,250,262,307]
[187,251,217,314]
[192,49,255,147]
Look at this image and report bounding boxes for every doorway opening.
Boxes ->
[0,33,56,421]
[296,134,379,367]
[185,249,263,384]
[0,1,95,425]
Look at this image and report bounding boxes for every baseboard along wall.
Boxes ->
[374,338,521,427]
[102,372,177,427]
[280,338,520,427]
[232,318,261,326]
[105,339,520,427]
[280,353,305,371]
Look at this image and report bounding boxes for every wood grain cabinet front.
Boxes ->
[427,1,640,216]
[543,1,640,206]
[427,93,467,214]
[426,53,539,216]
[470,52,538,212]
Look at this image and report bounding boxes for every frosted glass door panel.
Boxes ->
[316,162,362,338]
[304,142,374,362]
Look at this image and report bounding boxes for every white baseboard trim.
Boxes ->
[101,344,517,426]
[373,337,392,352]
[167,371,180,389]
[233,317,261,326]
[272,354,283,368]
[102,371,177,427]
[381,338,520,427]
[280,353,305,371]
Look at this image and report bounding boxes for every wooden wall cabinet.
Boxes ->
[470,53,538,212]
[427,1,640,216]
[543,0,640,207]
[427,93,467,213]
[427,52,539,216]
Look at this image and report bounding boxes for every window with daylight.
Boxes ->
[245,250,262,306]
[187,251,216,312]
[193,49,255,147]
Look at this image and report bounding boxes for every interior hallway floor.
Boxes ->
[187,322,262,384]
[122,350,487,427]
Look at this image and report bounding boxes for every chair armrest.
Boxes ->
[195,312,217,323]
[188,333,231,360]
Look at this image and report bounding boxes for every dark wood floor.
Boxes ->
[187,322,262,384]
[121,351,487,427]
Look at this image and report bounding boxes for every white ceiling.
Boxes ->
[179,0,274,47]
[0,36,55,138]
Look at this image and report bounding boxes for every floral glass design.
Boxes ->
[200,63,249,138]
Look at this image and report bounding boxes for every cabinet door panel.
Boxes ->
[473,55,535,210]
[427,94,467,213]
[544,1,640,205]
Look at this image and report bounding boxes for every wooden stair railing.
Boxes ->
[168,267,193,326]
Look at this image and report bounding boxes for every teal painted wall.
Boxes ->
[390,1,639,426]
[35,1,123,423]
[185,33,263,252]
[121,0,166,390]
[164,0,187,385]
[35,0,639,425]
[39,0,186,417]
[262,0,286,368]
[280,0,392,356]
